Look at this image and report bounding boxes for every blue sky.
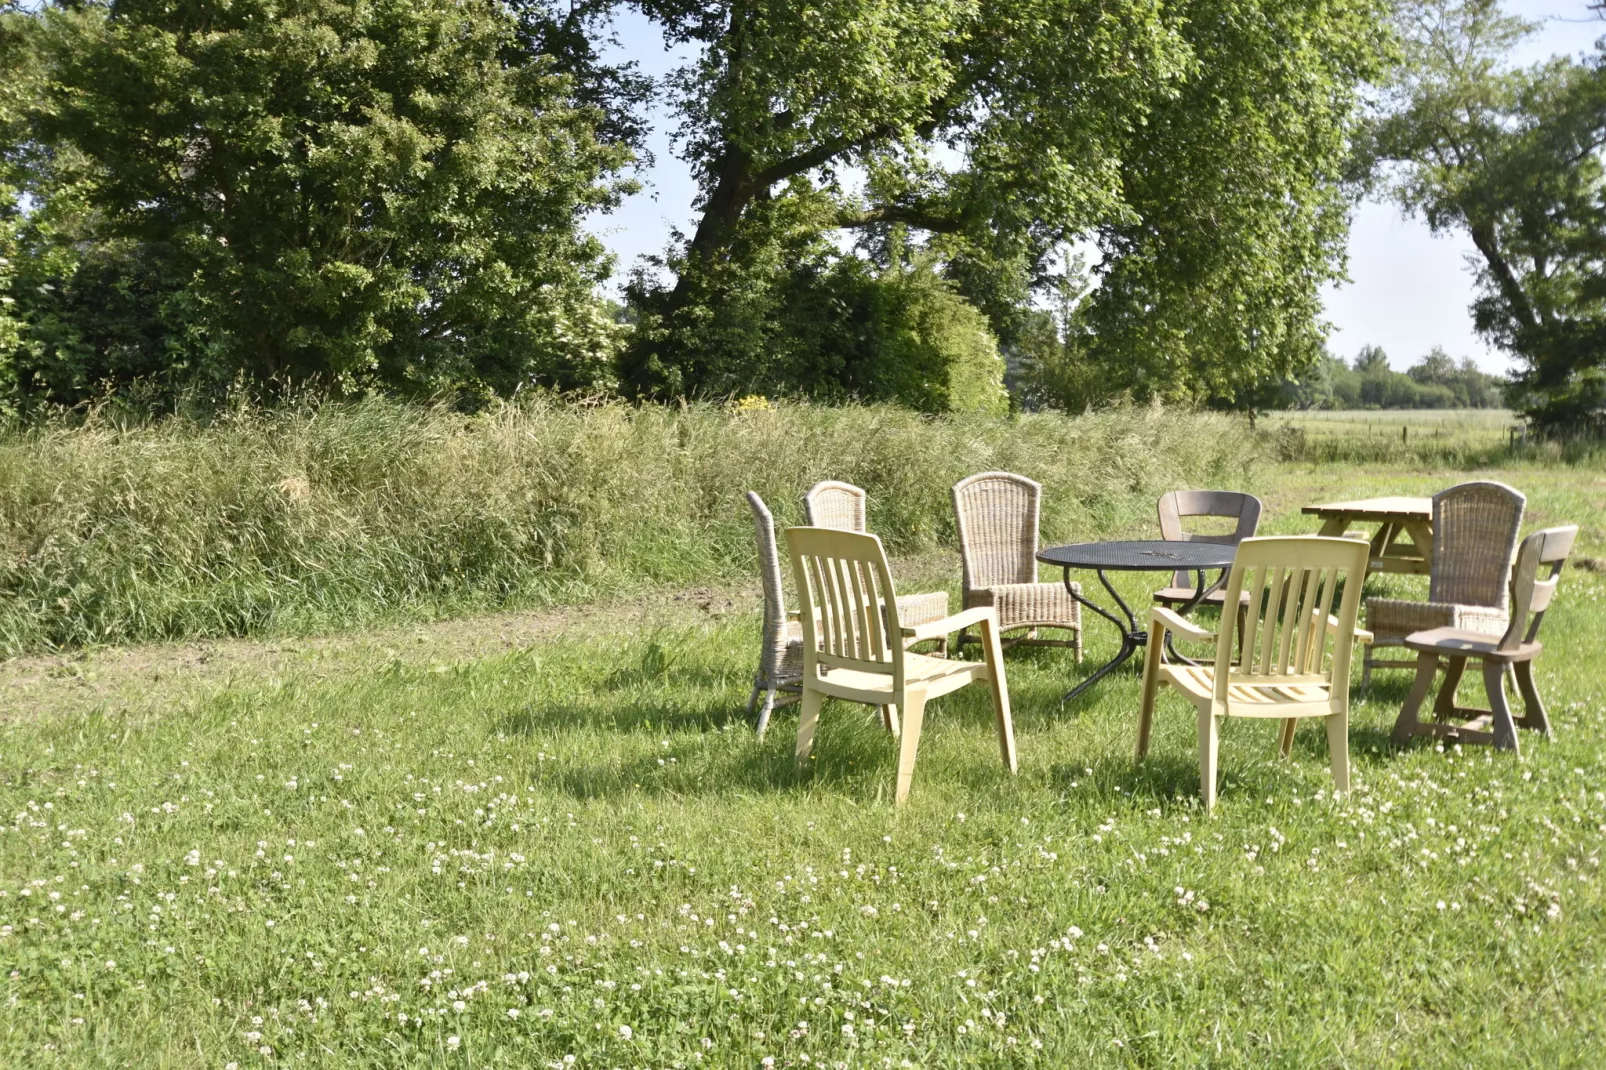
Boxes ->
[586,1,1603,374]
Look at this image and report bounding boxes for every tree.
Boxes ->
[621,0,1391,402]
[1407,345,1458,385]
[1354,344,1391,374]
[1361,0,1606,432]
[3,0,636,406]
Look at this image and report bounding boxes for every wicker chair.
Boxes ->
[744,492,804,739]
[1152,491,1263,609]
[802,480,950,652]
[950,472,1082,657]
[802,480,867,533]
[1363,481,1526,692]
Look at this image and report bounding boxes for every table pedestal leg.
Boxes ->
[1060,569,1148,706]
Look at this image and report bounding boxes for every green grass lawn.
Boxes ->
[3,462,1606,1067]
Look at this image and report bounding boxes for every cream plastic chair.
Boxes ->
[1137,536,1371,811]
[950,471,1082,657]
[786,526,1017,805]
[803,479,950,653]
[1363,481,1525,690]
[1392,525,1577,754]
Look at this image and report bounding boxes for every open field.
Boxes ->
[2,457,1605,1066]
[1260,409,1522,464]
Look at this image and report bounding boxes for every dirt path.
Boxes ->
[0,550,960,725]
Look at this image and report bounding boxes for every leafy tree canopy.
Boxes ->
[620,0,1392,406]
[2,0,639,407]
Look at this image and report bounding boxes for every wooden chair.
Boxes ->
[1363,481,1525,691]
[1152,490,1262,610]
[1137,536,1371,811]
[744,492,803,740]
[786,526,1017,805]
[950,471,1082,657]
[803,479,950,653]
[1391,525,1577,755]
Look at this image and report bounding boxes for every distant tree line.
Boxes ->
[1282,345,1507,410]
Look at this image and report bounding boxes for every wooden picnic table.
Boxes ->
[1302,496,1434,575]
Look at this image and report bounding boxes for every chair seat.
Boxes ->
[814,651,988,702]
[1403,626,1541,663]
[1153,586,1250,606]
[1367,598,1507,645]
[896,590,950,627]
[1159,664,1334,715]
[970,581,1081,631]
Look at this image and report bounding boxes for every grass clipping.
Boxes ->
[0,398,1262,653]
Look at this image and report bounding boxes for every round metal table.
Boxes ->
[1036,540,1239,705]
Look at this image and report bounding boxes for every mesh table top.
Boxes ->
[1036,540,1238,572]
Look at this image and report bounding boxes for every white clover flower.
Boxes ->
[446,1035,460,1050]
[619,1024,633,1040]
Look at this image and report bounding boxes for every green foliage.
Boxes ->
[624,0,1391,405]
[625,229,1006,412]
[1362,0,1606,435]
[1,0,633,406]
[0,397,1256,653]
[1070,0,1393,409]
[1287,346,1506,410]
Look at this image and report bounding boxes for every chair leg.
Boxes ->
[746,680,763,719]
[894,690,929,806]
[981,619,1017,775]
[795,689,824,766]
[1513,660,1551,737]
[1198,705,1220,813]
[1434,656,1466,720]
[1483,660,1520,755]
[1277,718,1297,759]
[1392,652,1438,746]
[880,704,901,738]
[1136,618,1164,761]
[755,688,779,742]
[1325,712,1349,795]
[1360,654,1372,697]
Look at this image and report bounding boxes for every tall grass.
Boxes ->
[0,397,1263,654]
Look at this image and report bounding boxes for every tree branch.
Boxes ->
[749,124,898,189]
[836,204,967,233]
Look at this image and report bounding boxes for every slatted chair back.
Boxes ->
[1430,481,1526,608]
[1213,536,1369,701]
[1156,490,1263,588]
[1500,525,1578,649]
[952,471,1041,593]
[787,526,904,689]
[803,481,867,533]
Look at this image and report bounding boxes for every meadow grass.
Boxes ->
[2,460,1605,1066]
[1261,409,1524,466]
[0,399,1259,656]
